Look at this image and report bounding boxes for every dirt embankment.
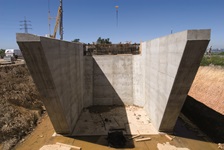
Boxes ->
[182,66,224,143]
[0,64,44,150]
[188,66,224,115]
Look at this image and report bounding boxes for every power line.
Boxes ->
[20,17,32,33]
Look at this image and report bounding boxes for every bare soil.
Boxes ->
[189,66,224,115]
[0,63,44,150]
[183,66,224,143]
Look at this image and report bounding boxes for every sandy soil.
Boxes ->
[189,66,224,115]
[0,64,44,150]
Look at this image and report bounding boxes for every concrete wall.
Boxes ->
[142,30,210,131]
[17,29,210,134]
[17,34,84,134]
[83,56,93,107]
[83,55,145,107]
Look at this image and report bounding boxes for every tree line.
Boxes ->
[72,37,112,44]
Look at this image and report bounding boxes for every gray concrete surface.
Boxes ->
[17,34,84,134]
[16,29,210,134]
[93,55,133,105]
[141,30,210,131]
[83,55,145,107]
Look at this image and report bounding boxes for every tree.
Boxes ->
[96,37,111,44]
[0,49,5,58]
[72,39,80,42]
[96,37,102,44]
[105,38,111,44]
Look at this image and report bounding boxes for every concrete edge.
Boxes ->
[187,29,211,41]
[16,33,41,42]
[143,29,211,43]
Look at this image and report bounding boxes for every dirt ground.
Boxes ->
[0,62,44,150]
[189,66,224,115]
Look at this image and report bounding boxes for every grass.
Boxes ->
[200,55,224,66]
[219,52,224,55]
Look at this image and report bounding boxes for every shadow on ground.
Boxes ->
[70,57,135,148]
[175,95,224,143]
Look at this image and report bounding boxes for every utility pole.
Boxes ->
[59,0,63,40]
[115,6,119,27]
[20,17,32,33]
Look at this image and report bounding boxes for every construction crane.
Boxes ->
[49,0,63,40]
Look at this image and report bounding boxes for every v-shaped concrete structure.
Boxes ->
[17,29,210,135]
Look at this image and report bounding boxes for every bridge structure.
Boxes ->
[17,29,210,135]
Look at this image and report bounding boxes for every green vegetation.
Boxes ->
[72,39,80,42]
[96,37,112,44]
[200,54,224,66]
[219,52,224,55]
[0,49,5,58]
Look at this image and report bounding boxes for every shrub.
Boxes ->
[200,55,224,66]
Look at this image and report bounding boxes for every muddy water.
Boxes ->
[14,113,218,150]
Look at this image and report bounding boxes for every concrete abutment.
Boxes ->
[16,29,210,135]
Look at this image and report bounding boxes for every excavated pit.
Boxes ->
[16,29,210,136]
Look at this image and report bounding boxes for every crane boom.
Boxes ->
[50,0,63,39]
[51,6,61,38]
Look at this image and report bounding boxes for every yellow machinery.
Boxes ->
[49,0,63,40]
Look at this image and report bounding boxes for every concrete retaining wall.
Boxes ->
[142,30,210,131]
[83,55,145,107]
[17,29,210,134]
[17,34,83,134]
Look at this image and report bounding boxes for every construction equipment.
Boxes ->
[49,0,63,40]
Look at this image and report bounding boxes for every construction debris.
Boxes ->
[165,134,175,141]
[39,144,70,150]
[135,137,151,142]
[39,143,82,150]
[56,142,81,150]
[218,143,224,149]
[129,134,140,140]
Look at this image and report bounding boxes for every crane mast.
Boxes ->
[59,0,63,40]
[49,0,63,40]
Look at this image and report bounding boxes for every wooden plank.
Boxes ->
[135,137,151,142]
[129,134,141,140]
[56,142,81,150]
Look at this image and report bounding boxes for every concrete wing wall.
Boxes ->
[17,33,84,134]
[142,30,210,131]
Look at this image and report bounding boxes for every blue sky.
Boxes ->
[0,0,223,49]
